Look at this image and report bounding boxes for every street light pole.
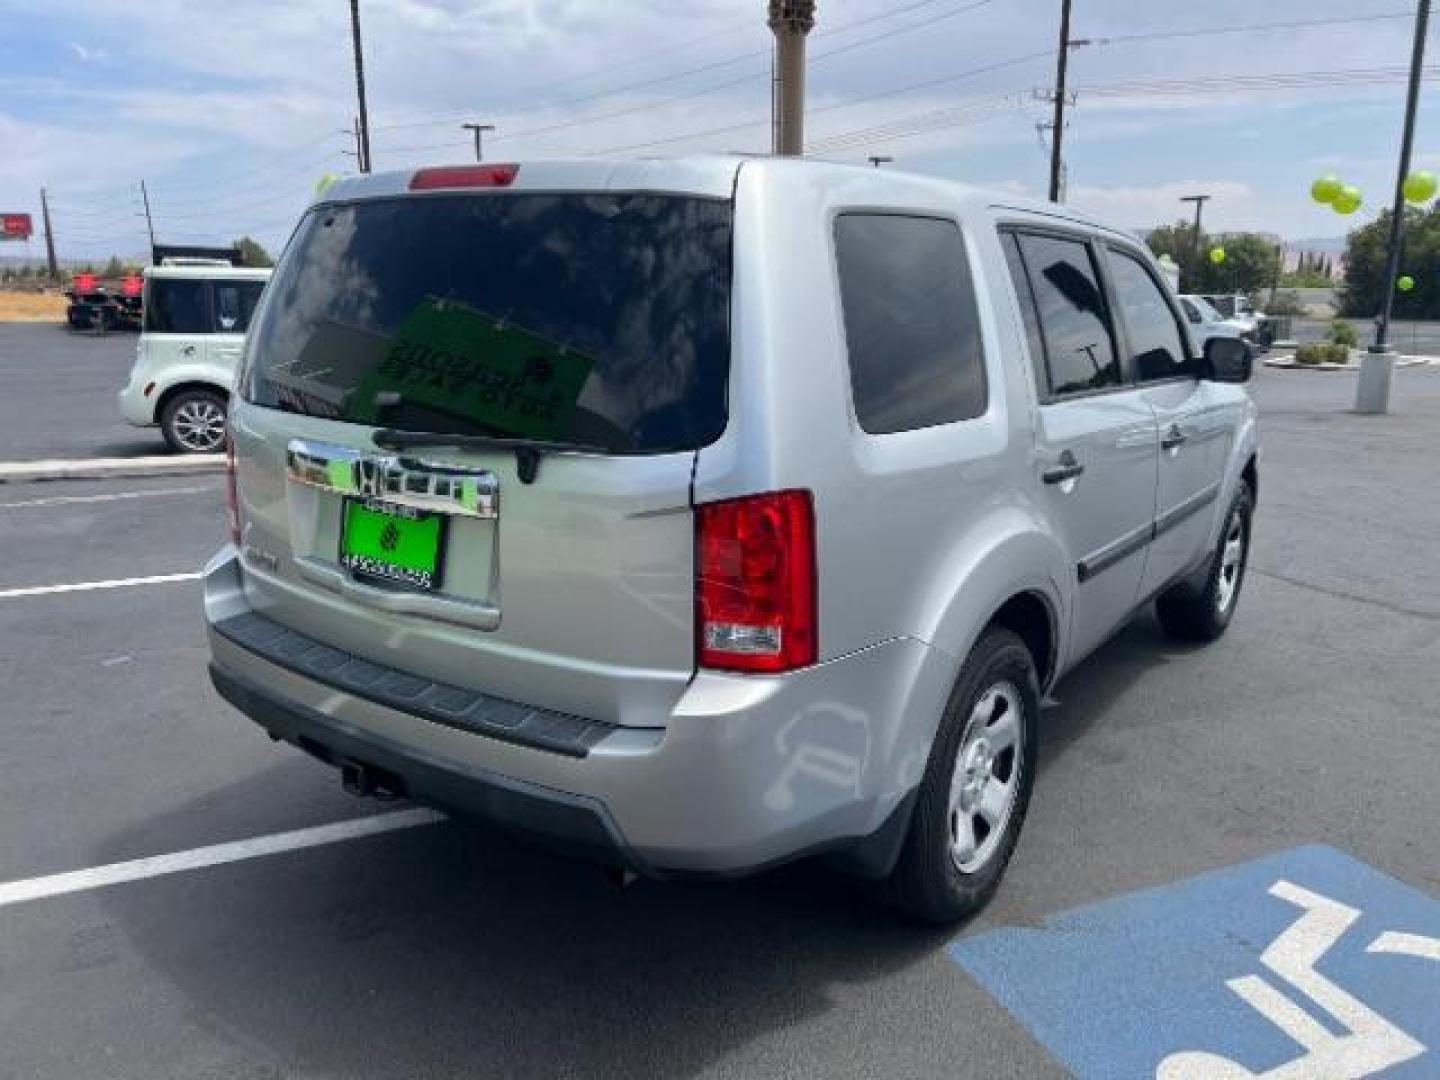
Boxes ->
[1356,0,1430,414]
[461,123,496,162]
[348,0,372,174]
[1180,194,1211,293]
[768,0,817,156]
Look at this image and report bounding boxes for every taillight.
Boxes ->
[224,431,241,544]
[696,490,816,673]
[409,164,519,190]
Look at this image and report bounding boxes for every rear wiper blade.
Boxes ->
[372,428,609,485]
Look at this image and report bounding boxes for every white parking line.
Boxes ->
[0,572,202,600]
[0,808,445,910]
[0,484,216,509]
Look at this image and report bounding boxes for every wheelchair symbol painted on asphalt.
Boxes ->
[1159,881,1439,1079]
[951,845,1440,1080]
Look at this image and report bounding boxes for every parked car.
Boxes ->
[65,289,125,331]
[205,158,1257,922]
[1179,294,1254,355]
[118,264,271,452]
[1200,293,1270,350]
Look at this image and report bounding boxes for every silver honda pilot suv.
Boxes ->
[206,157,1257,922]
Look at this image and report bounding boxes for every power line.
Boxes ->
[374,0,1002,155]
[1075,9,1414,47]
[368,0,966,135]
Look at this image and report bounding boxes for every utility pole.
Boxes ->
[351,116,367,172]
[1357,0,1430,414]
[139,180,156,257]
[768,0,817,156]
[1048,0,1073,202]
[868,155,893,168]
[461,123,496,162]
[39,187,59,281]
[1180,194,1211,293]
[348,0,373,174]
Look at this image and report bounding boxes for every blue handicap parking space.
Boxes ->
[952,845,1440,1079]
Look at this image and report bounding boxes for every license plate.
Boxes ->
[340,499,444,591]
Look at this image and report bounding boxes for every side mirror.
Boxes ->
[1204,337,1253,383]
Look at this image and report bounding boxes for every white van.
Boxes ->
[118,264,272,452]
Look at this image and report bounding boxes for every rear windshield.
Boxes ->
[242,193,733,454]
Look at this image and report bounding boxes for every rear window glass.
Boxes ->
[145,279,210,333]
[243,193,733,454]
[834,214,987,433]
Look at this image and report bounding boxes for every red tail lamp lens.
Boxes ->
[696,490,816,673]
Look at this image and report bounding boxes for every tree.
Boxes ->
[1339,204,1440,319]
[103,255,123,278]
[1147,224,1280,295]
[234,235,274,268]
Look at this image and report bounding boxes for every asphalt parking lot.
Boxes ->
[1,322,1438,1078]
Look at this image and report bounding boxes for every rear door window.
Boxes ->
[833,213,987,433]
[213,280,266,333]
[145,279,211,334]
[1014,233,1121,397]
[1107,248,1193,382]
[243,193,733,454]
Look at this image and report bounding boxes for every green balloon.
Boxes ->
[314,172,339,196]
[1403,170,1437,204]
[1398,275,1416,292]
[1209,247,1226,265]
[1332,185,1363,215]
[1311,174,1342,205]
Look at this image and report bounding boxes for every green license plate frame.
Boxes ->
[339,498,446,592]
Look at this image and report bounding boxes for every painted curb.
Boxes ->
[0,454,224,483]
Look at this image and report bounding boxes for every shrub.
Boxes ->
[1329,320,1359,348]
[1265,291,1307,318]
[1294,343,1351,366]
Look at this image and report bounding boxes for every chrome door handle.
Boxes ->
[1042,452,1085,485]
[1161,425,1188,451]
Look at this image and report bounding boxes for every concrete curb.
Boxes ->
[0,454,224,483]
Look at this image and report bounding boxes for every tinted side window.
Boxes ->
[213,280,265,333]
[1016,234,1120,397]
[834,214,987,434]
[1180,298,1202,325]
[1000,231,1050,398]
[145,279,210,334]
[1109,250,1191,382]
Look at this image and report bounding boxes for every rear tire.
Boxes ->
[882,627,1038,924]
[1156,481,1253,642]
[160,389,228,454]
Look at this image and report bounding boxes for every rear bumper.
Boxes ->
[118,384,154,427]
[204,547,948,876]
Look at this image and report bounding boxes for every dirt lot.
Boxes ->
[0,290,65,321]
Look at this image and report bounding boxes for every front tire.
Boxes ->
[160,389,228,454]
[1156,481,1253,642]
[883,627,1039,924]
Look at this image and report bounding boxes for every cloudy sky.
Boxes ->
[1,0,1435,259]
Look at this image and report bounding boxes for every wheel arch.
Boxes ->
[155,380,230,422]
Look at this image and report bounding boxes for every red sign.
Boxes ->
[73,272,97,292]
[1,213,32,241]
[122,275,143,297]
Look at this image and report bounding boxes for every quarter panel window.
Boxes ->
[834,214,987,433]
[1000,231,1050,399]
[1109,249,1192,382]
[213,280,266,333]
[1016,234,1120,397]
